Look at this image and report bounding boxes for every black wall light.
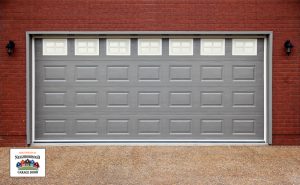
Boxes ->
[6,40,15,56]
[284,40,293,56]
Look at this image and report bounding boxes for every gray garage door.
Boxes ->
[34,37,264,142]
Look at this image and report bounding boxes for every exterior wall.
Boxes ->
[0,0,299,146]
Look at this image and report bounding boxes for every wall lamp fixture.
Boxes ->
[284,40,293,56]
[6,40,15,56]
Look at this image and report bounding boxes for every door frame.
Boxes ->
[26,31,273,144]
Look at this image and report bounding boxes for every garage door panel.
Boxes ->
[36,57,264,62]
[37,83,263,88]
[34,37,265,142]
[36,87,263,114]
[36,63,263,86]
[35,115,263,140]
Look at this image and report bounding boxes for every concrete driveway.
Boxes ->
[0,146,299,185]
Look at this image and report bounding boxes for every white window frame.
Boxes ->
[138,39,162,56]
[200,39,225,56]
[75,39,99,56]
[169,39,193,56]
[232,39,257,56]
[43,39,68,56]
[106,39,131,56]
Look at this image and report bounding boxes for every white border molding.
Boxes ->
[27,31,272,144]
[264,37,267,143]
[32,38,36,142]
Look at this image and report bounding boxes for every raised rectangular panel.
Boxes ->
[75,66,98,81]
[107,66,129,81]
[233,120,255,134]
[169,92,192,107]
[138,92,160,107]
[170,120,192,134]
[200,39,225,55]
[138,39,162,55]
[232,39,257,55]
[107,92,129,107]
[106,39,131,55]
[201,92,223,107]
[75,120,98,134]
[138,66,160,81]
[107,119,129,134]
[233,66,255,81]
[44,92,66,107]
[44,66,66,81]
[169,65,192,81]
[138,119,160,134]
[75,39,99,55]
[201,66,223,81]
[233,92,255,107]
[44,120,66,134]
[169,39,193,56]
[75,92,98,107]
[43,39,67,55]
[201,120,223,134]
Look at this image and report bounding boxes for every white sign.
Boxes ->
[10,149,45,177]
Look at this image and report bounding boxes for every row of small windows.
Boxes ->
[42,38,257,56]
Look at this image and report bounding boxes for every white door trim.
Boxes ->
[27,33,272,144]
